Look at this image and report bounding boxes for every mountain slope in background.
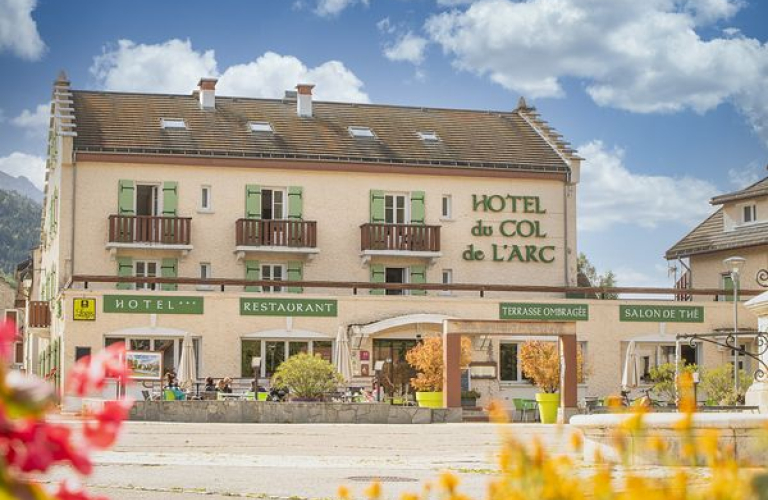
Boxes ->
[0,189,41,274]
[0,172,43,203]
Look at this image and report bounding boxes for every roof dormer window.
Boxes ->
[249,121,274,133]
[743,204,757,224]
[161,118,186,129]
[417,131,440,142]
[348,126,375,138]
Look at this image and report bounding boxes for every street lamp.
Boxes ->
[723,256,746,394]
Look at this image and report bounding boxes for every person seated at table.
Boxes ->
[164,372,186,400]
[204,376,216,392]
[216,377,233,394]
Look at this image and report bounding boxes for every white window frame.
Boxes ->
[742,203,757,224]
[441,195,452,220]
[348,126,375,138]
[384,192,409,224]
[249,121,274,133]
[261,187,287,220]
[105,336,202,376]
[134,183,162,217]
[161,118,186,129]
[134,260,160,291]
[417,130,440,142]
[438,269,453,296]
[261,263,285,293]
[197,263,213,291]
[384,266,409,296]
[242,339,335,378]
[199,185,213,213]
[498,340,589,385]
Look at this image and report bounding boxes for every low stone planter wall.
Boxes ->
[571,412,768,465]
[129,401,463,424]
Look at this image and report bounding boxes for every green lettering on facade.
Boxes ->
[500,302,589,321]
[240,298,338,317]
[619,305,704,323]
[103,295,204,314]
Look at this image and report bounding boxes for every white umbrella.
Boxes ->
[178,333,197,392]
[334,326,352,382]
[621,340,638,392]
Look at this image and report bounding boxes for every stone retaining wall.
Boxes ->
[129,401,463,424]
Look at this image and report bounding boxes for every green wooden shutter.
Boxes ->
[287,187,303,220]
[287,261,303,293]
[117,257,133,290]
[370,190,385,223]
[162,181,178,216]
[118,180,135,215]
[245,260,261,293]
[722,275,734,302]
[410,265,427,296]
[245,185,262,219]
[161,258,178,291]
[370,263,385,295]
[410,191,425,224]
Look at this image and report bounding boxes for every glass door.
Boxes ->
[373,339,417,399]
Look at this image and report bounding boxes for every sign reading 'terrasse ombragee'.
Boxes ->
[240,298,338,317]
[619,305,704,323]
[500,302,589,321]
[103,295,204,314]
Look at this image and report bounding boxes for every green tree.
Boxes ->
[649,362,697,402]
[576,252,618,299]
[700,364,753,405]
[271,352,343,400]
[0,189,41,274]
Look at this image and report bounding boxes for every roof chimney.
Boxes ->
[198,78,218,110]
[296,84,315,118]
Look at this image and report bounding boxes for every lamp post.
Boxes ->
[723,256,746,394]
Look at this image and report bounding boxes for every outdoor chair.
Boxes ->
[163,389,176,401]
[512,398,527,422]
[523,399,539,421]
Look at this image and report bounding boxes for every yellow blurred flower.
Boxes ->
[338,485,351,500]
[364,481,382,500]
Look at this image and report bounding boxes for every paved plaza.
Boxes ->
[47,420,578,500]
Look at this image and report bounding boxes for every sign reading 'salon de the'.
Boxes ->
[104,295,204,314]
[619,305,704,323]
[240,298,338,317]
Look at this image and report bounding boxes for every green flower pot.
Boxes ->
[257,392,268,401]
[415,391,443,408]
[535,393,560,424]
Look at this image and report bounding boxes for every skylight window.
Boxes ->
[249,121,274,133]
[161,118,186,129]
[418,131,440,142]
[348,126,375,138]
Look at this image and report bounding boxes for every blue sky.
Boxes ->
[1,0,767,288]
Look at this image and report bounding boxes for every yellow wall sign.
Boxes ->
[73,298,96,321]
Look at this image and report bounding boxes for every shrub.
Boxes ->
[518,341,587,393]
[649,362,697,402]
[700,364,753,405]
[405,336,471,392]
[271,352,343,400]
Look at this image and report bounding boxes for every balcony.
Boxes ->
[360,223,442,262]
[107,215,193,252]
[235,219,319,258]
[28,301,51,329]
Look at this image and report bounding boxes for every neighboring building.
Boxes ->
[666,176,768,301]
[27,73,757,409]
[0,275,22,369]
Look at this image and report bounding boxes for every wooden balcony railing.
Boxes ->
[28,301,51,328]
[360,223,441,252]
[675,270,692,302]
[108,215,192,245]
[236,219,317,248]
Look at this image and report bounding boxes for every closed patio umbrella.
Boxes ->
[334,326,352,382]
[621,340,638,392]
[178,333,197,392]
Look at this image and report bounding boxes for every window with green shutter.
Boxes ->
[245,260,261,292]
[370,190,385,223]
[118,180,135,215]
[410,191,425,225]
[245,185,262,219]
[287,187,303,220]
[117,257,133,290]
[287,261,303,293]
[370,263,385,295]
[410,265,427,296]
[161,258,178,291]
[162,182,178,216]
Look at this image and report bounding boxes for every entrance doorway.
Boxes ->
[373,339,417,398]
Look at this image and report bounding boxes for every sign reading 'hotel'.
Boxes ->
[240,298,338,317]
[619,305,704,323]
[103,295,204,314]
[499,302,589,321]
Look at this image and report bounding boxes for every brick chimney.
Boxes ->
[198,78,218,110]
[296,84,315,118]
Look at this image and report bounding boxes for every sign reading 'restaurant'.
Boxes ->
[103,295,204,314]
[240,298,338,317]
[619,305,704,323]
[500,302,589,321]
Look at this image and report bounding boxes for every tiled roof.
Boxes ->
[711,176,768,205]
[665,208,768,259]
[71,90,573,174]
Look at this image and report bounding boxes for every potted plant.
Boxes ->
[461,389,481,408]
[271,352,343,401]
[700,364,752,405]
[405,336,471,408]
[519,341,586,423]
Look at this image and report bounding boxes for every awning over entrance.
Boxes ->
[358,314,454,337]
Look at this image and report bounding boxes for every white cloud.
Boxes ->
[377,17,395,34]
[0,0,45,60]
[315,0,368,17]
[728,160,765,188]
[384,32,429,65]
[11,103,49,138]
[0,152,45,189]
[578,140,719,232]
[218,52,369,103]
[90,40,368,103]
[425,0,768,145]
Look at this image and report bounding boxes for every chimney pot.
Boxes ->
[198,77,218,110]
[296,83,315,117]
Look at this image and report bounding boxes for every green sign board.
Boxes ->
[103,295,204,314]
[619,305,704,323]
[240,298,338,317]
[499,302,589,321]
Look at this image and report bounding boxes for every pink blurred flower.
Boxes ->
[56,479,108,500]
[0,319,18,361]
[67,343,131,397]
[83,398,134,449]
